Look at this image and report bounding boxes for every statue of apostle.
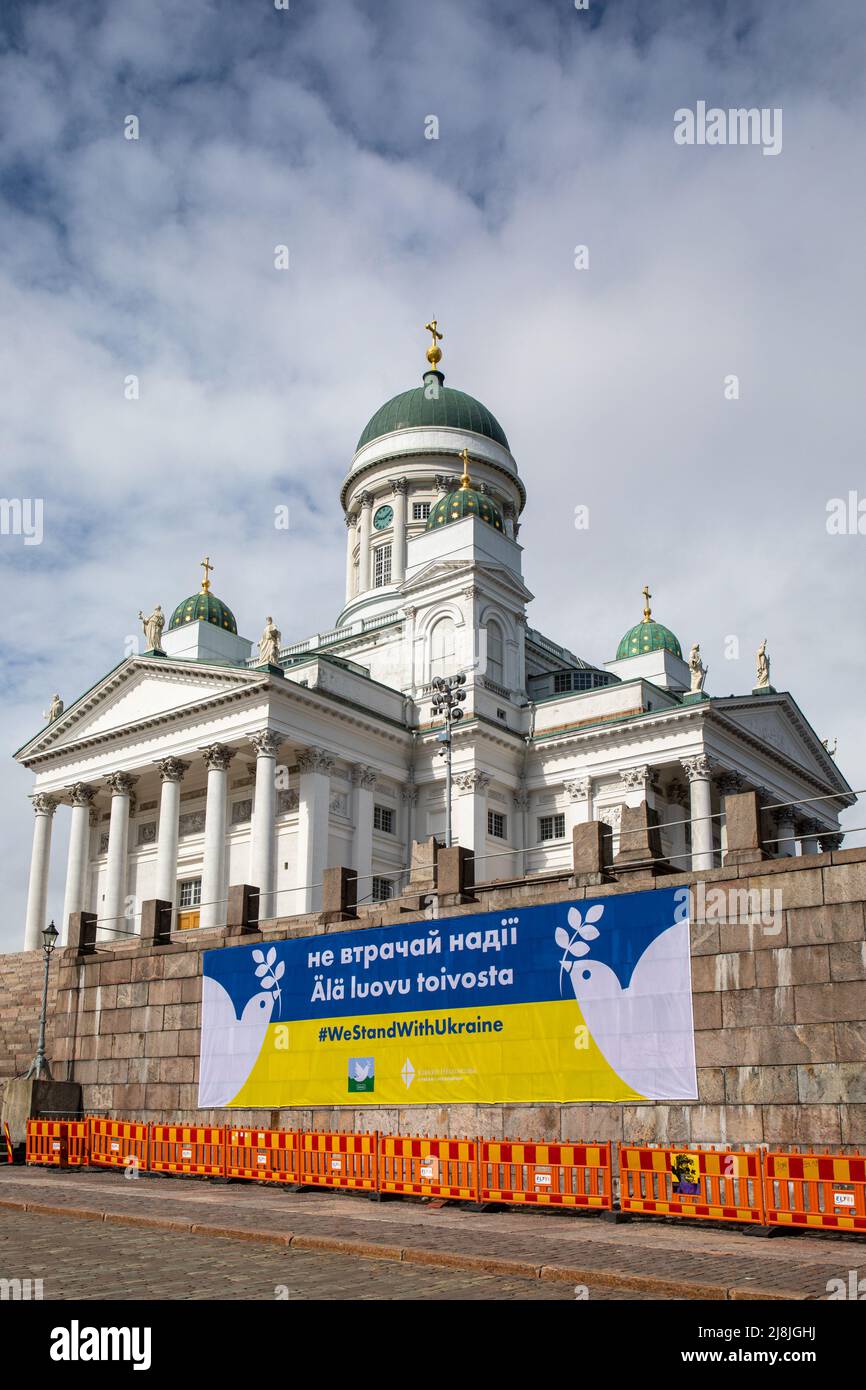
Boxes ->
[139,604,165,652]
[755,638,771,689]
[258,616,281,665]
[688,642,707,693]
[43,693,64,722]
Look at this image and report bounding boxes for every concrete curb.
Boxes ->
[1,1195,818,1299]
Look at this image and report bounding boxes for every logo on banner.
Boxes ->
[348,1057,375,1093]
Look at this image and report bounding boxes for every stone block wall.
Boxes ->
[0,950,56,1085]
[8,847,866,1150]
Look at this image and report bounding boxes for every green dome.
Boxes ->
[616,618,682,661]
[357,375,509,452]
[168,590,238,634]
[426,485,505,533]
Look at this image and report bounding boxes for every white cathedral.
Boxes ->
[17,326,853,948]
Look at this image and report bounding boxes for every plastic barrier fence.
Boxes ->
[764,1150,866,1233]
[150,1124,225,1176]
[3,1122,13,1163]
[300,1131,378,1191]
[65,1120,90,1168]
[481,1140,613,1210]
[379,1135,479,1202]
[619,1144,765,1224]
[225,1128,298,1183]
[89,1117,150,1171]
[25,1119,66,1166]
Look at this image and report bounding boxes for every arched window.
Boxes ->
[430,617,456,680]
[485,619,504,684]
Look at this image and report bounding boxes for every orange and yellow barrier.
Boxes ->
[21,1118,866,1239]
[481,1139,612,1210]
[225,1128,298,1183]
[89,1117,149,1170]
[300,1130,378,1191]
[619,1143,765,1224]
[3,1122,13,1163]
[150,1124,225,1176]
[25,1119,66,1166]
[764,1150,866,1233]
[379,1135,479,1201]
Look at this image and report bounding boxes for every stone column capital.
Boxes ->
[819,831,844,852]
[564,776,591,801]
[715,769,745,796]
[297,746,335,776]
[401,785,418,806]
[201,743,236,773]
[454,770,490,793]
[69,781,96,807]
[250,729,282,759]
[351,764,378,789]
[31,793,59,817]
[390,476,409,495]
[157,757,190,784]
[681,754,712,783]
[619,765,650,793]
[106,771,137,798]
[358,490,373,509]
[512,790,530,810]
[344,511,358,527]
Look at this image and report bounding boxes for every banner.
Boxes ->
[198,885,696,1108]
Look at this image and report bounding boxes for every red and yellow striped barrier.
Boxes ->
[89,1117,149,1171]
[225,1128,298,1183]
[764,1150,866,1233]
[150,1124,225,1176]
[300,1130,378,1191]
[65,1120,90,1167]
[379,1135,479,1201]
[25,1119,66,1166]
[481,1139,612,1210]
[618,1143,765,1224]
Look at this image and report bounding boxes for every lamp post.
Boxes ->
[431,673,467,848]
[25,920,59,1082]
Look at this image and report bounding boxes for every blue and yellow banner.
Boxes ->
[198,886,696,1107]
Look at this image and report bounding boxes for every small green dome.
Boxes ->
[616,618,682,661]
[168,590,238,634]
[426,485,504,533]
[357,374,509,452]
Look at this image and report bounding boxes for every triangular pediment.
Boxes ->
[714,695,851,794]
[17,657,264,763]
[401,559,532,604]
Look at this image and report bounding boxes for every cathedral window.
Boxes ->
[373,544,392,587]
[412,501,431,521]
[487,810,507,839]
[178,878,202,908]
[538,814,565,842]
[429,616,457,679]
[485,619,504,684]
[374,804,395,834]
[554,671,573,693]
[372,876,393,901]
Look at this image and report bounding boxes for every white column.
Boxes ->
[23,794,58,950]
[682,755,714,871]
[103,772,137,941]
[61,782,96,945]
[402,782,418,888]
[357,492,373,592]
[249,730,281,920]
[344,512,358,603]
[297,747,334,912]
[775,811,797,858]
[799,819,821,856]
[454,770,490,881]
[199,744,235,930]
[563,777,591,839]
[391,478,408,583]
[512,788,529,877]
[155,758,189,909]
[352,765,377,900]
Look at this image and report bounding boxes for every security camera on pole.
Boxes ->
[431,673,467,848]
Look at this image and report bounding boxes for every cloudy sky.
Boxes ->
[2,0,865,950]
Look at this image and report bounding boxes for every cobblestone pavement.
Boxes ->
[1,1210,649,1301]
[2,1167,862,1298]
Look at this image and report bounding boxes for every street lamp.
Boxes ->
[25,920,59,1082]
[431,673,467,848]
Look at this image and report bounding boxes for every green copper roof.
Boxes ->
[426,486,505,533]
[168,591,238,634]
[357,375,509,452]
[616,619,682,661]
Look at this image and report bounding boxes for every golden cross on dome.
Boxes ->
[642,584,652,622]
[424,318,444,371]
[200,555,214,593]
[459,447,472,491]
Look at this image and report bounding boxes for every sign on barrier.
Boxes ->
[150,1125,225,1176]
[764,1150,866,1233]
[225,1128,298,1183]
[300,1131,378,1191]
[89,1117,149,1171]
[619,1144,765,1224]
[481,1140,612,1210]
[379,1135,479,1202]
[25,1119,66,1166]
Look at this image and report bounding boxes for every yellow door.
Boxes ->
[177,910,200,931]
